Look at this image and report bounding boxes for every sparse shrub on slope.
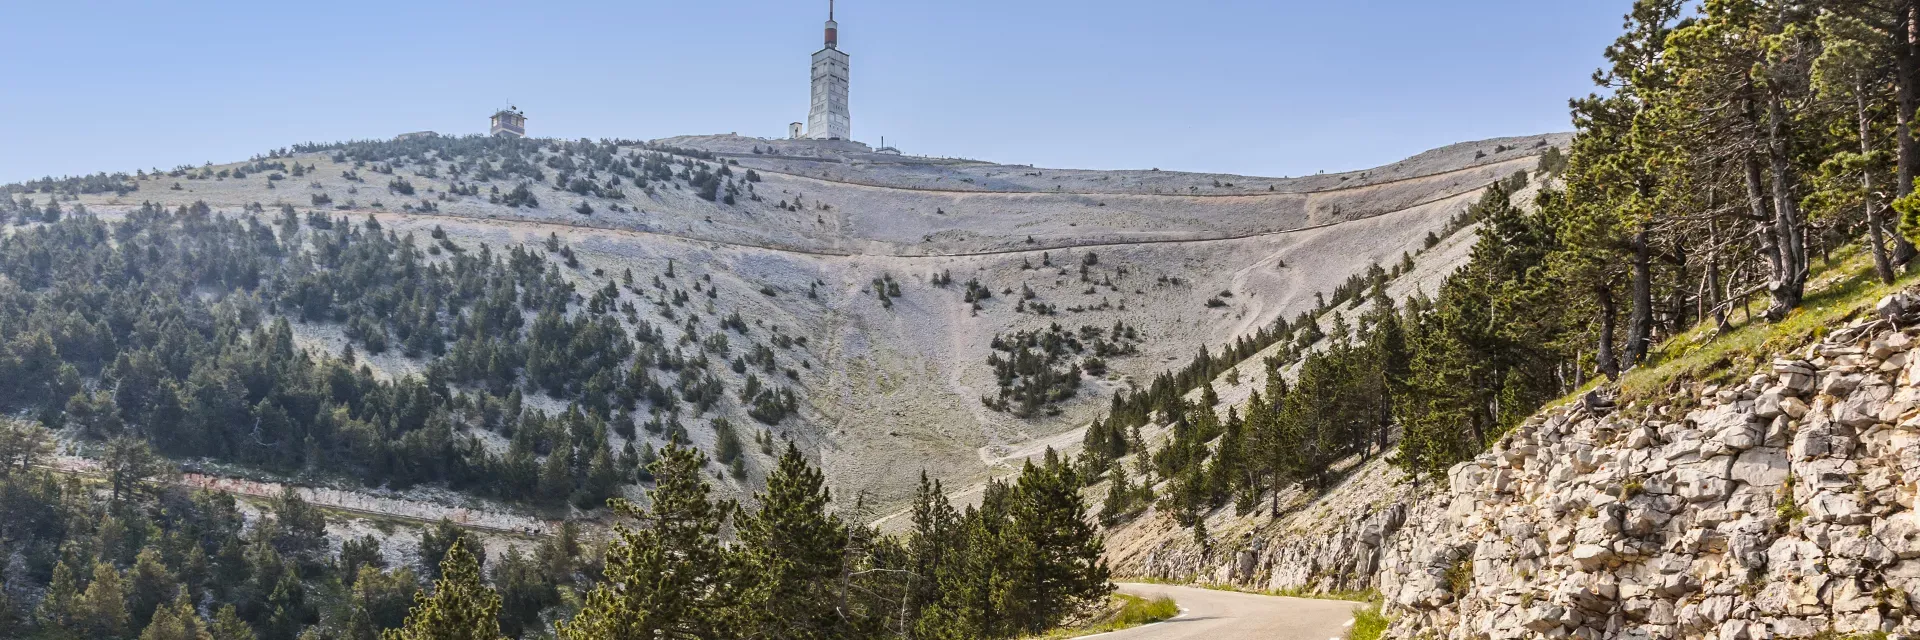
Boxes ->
[983,322,1141,418]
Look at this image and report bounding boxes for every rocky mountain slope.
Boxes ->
[31,132,1562,509]
[1105,282,1920,639]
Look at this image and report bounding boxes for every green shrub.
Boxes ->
[1348,602,1389,640]
[1444,556,1474,599]
[1114,594,1179,626]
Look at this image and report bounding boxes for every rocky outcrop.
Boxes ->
[1380,292,1920,639]
[1104,453,1422,596]
[1107,290,1920,639]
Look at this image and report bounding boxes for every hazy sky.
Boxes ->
[0,1,1625,184]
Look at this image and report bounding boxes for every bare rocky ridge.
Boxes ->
[1106,288,1920,639]
[662,133,1559,197]
[57,133,1561,510]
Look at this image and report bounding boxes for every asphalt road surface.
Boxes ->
[1094,583,1364,640]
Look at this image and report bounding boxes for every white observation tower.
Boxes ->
[805,0,851,140]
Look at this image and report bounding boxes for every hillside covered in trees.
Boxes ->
[0,199,821,508]
[4,122,1546,510]
[11,2,1840,636]
[0,410,1111,639]
[1082,0,1920,549]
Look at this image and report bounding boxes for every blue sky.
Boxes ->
[0,1,1626,184]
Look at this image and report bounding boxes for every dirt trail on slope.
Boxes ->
[46,455,556,536]
[727,148,1537,197]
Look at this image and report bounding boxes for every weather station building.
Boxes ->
[490,106,527,138]
[794,1,851,141]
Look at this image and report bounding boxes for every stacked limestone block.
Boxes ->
[1380,291,1920,639]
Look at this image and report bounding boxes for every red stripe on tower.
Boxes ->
[825,0,838,48]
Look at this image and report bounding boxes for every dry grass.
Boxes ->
[1346,600,1390,640]
[1621,243,1917,402]
[1026,593,1180,639]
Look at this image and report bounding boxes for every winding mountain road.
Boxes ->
[1098,583,1363,640]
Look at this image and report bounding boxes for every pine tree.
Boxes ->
[138,592,211,640]
[559,442,742,640]
[907,472,961,628]
[1562,0,1680,365]
[270,488,329,566]
[581,439,620,508]
[1364,293,1411,457]
[262,559,311,640]
[489,547,558,639]
[78,560,131,639]
[1207,409,1245,507]
[382,540,504,640]
[1664,0,1812,320]
[38,559,80,632]
[104,436,167,506]
[208,606,254,640]
[0,419,53,476]
[537,440,573,504]
[1394,184,1565,481]
[1001,451,1112,636]
[1100,465,1136,525]
[128,547,179,630]
[418,520,482,582]
[916,485,1008,640]
[347,567,420,640]
[534,521,581,586]
[736,443,849,640]
[1809,8,1911,282]
[339,535,385,587]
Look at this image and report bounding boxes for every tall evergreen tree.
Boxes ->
[1000,451,1112,636]
[128,548,179,630]
[916,482,1013,640]
[1666,0,1814,320]
[38,559,80,633]
[1560,0,1686,369]
[78,560,131,640]
[382,540,503,640]
[1809,7,1910,282]
[488,547,558,639]
[347,567,420,640]
[208,605,254,640]
[559,443,742,640]
[907,472,961,628]
[138,592,211,640]
[418,520,482,582]
[736,443,851,640]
